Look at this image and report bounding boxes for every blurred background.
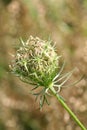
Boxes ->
[0,0,87,130]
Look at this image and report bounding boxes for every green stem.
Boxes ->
[49,86,87,130]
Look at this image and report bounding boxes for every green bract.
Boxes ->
[11,36,60,88]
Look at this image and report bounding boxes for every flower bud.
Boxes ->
[10,36,60,88]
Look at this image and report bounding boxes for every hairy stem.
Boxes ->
[49,85,87,130]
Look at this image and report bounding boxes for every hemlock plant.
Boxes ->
[10,36,86,130]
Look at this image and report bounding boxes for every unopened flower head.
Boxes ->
[10,36,60,88]
[10,36,80,108]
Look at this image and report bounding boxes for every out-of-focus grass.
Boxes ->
[0,121,5,130]
[23,0,39,22]
[2,0,12,5]
[0,66,5,80]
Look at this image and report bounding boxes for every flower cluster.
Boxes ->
[11,36,60,87]
[10,36,76,108]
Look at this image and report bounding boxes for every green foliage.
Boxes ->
[0,121,6,130]
[2,0,12,5]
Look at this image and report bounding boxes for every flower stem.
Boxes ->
[49,86,87,130]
